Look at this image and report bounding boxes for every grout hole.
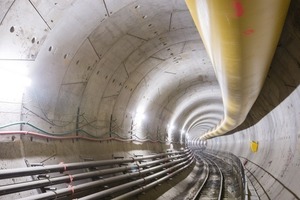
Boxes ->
[135,5,140,9]
[143,15,147,19]
[10,26,15,33]
[49,46,53,51]
[64,54,68,59]
[31,37,36,43]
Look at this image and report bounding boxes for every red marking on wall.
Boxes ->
[243,29,255,35]
[233,1,244,17]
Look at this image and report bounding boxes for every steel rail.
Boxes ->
[191,155,210,200]
[202,150,251,200]
[194,153,223,200]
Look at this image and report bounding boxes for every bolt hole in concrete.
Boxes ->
[49,46,53,51]
[143,15,147,19]
[10,26,15,33]
[64,54,68,59]
[31,37,36,43]
[135,5,140,9]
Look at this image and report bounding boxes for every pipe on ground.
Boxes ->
[0,153,188,195]
[18,153,193,200]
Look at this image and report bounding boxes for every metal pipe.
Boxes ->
[0,153,187,195]
[0,150,189,179]
[19,154,193,200]
[112,159,194,200]
[78,156,194,200]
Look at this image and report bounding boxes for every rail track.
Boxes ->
[191,150,244,200]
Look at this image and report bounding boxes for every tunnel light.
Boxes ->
[135,112,145,121]
[0,62,31,100]
[167,124,175,142]
[180,129,186,145]
[134,106,146,131]
[167,124,175,132]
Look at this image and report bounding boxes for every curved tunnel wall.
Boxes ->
[205,1,300,198]
[0,0,224,143]
[0,0,299,199]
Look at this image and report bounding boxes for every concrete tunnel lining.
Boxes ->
[0,0,300,199]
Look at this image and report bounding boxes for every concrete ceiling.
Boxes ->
[0,0,300,199]
[0,0,299,144]
[0,0,223,142]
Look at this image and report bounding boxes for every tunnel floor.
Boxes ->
[156,149,245,200]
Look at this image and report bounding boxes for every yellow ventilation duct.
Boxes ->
[186,0,290,140]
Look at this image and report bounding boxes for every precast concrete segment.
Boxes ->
[186,0,291,139]
[206,86,300,199]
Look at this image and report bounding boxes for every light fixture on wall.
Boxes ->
[0,61,31,101]
[180,129,186,144]
[134,106,146,135]
[135,106,146,123]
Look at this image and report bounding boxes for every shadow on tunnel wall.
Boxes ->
[226,0,300,135]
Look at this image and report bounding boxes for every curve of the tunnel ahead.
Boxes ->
[0,0,299,200]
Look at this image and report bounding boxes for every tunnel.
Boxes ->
[0,0,299,199]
